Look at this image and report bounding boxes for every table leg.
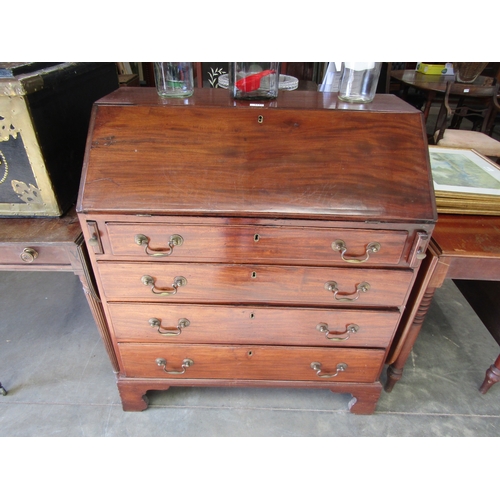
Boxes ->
[385,242,442,392]
[423,90,436,122]
[479,354,500,394]
[385,286,438,392]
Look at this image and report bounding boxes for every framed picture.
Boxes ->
[428,147,500,215]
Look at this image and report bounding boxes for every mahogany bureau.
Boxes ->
[77,87,437,414]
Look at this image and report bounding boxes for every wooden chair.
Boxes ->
[432,81,500,158]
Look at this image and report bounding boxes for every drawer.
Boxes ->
[0,243,71,267]
[118,343,386,383]
[105,223,408,266]
[98,262,413,307]
[108,303,400,348]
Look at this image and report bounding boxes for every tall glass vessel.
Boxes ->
[229,62,280,100]
[154,62,194,98]
[338,62,382,103]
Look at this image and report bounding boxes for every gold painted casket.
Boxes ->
[0,62,118,217]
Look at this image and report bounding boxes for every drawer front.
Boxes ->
[0,243,71,267]
[105,223,408,266]
[108,303,400,348]
[118,343,386,383]
[98,262,413,307]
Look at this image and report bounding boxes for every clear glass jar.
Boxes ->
[338,62,382,103]
[229,62,280,100]
[154,62,194,98]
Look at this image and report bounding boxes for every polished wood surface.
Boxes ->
[108,302,400,347]
[98,262,413,306]
[79,88,435,223]
[119,344,386,382]
[105,222,409,266]
[386,214,500,393]
[0,211,82,271]
[79,88,436,414]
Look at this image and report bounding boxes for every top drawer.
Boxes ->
[105,223,408,266]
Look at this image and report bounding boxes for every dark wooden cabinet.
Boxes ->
[77,87,436,414]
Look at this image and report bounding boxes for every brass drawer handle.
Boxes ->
[20,247,38,263]
[324,281,370,302]
[156,358,193,375]
[141,275,187,295]
[135,233,183,257]
[149,317,190,336]
[332,240,381,263]
[316,322,359,341]
[310,362,348,378]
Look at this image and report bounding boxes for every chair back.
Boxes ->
[434,81,500,143]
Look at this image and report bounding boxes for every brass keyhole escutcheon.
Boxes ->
[251,271,257,279]
[248,351,253,357]
[254,234,260,242]
[258,115,264,123]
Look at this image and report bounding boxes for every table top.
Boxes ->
[433,214,500,259]
[391,69,492,93]
[0,206,81,244]
[430,213,500,282]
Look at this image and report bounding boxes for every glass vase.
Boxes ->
[338,62,382,103]
[154,62,194,98]
[228,62,280,100]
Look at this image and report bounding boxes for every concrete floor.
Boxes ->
[0,269,499,437]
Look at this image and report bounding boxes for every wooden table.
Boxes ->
[385,213,500,394]
[0,207,118,394]
[390,69,492,122]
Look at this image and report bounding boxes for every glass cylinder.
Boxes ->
[338,62,382,103]
[154,62,194,98]
[229,62,280,100]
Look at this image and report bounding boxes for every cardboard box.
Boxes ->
[416,63,454,76]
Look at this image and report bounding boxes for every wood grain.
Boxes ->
[108,302,400,348]
[118,343,386,382]
[98,261,413,307]
[78,88,436,223]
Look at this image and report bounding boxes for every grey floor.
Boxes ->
[1,269,499,437]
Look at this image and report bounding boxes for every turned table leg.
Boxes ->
[479,354,500,394]
[385,287,438,392]
[385,242,442,392]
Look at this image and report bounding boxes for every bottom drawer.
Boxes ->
[118,343,385,383]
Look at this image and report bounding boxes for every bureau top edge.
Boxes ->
[94,87,422,114]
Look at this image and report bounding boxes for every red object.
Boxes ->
[235,69,276,92]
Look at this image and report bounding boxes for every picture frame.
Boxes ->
[428,147,500,215]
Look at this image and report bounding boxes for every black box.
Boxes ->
[0,62,118,216]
